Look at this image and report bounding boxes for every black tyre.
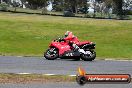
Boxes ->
[44,48,59,60]
[81,50,96,61]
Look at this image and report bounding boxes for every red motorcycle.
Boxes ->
[44,38,96,61]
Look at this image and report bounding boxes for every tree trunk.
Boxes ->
[75,5,77,14]
[114,0,123,19]
[93,2,96,18]
[1,0,3,3]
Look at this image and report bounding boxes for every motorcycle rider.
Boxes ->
[64,31,79,45]
[63,31,86,54]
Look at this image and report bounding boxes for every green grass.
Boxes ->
[0,12,132,59]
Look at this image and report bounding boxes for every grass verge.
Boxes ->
[0,73,75,84]
[0,12,132,59]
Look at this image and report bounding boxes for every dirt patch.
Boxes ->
[0,73,75,84]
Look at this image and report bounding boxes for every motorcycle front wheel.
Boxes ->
[44,48,59,60]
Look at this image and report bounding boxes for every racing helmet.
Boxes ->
[65,31,72,37]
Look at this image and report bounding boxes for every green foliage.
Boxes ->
[64,0,87,13]
[103,0,113,8]
[63,11,75,17]
[127,10,132,15]
[103,0,130,19]
[52,0,64,11]
[0,2,8,11]
[42,7,47,14]
[53,4,63,11]
[26,0,48,9]
[111,0,125,19]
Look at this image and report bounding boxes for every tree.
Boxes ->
[12,0,20,12]
[104,0,124,19]
[26,0,49,9]
[52,0,64,11]
[64,0,87,13]
[113,0,124,19]
[20,0,27,8]
[0,1,8,11]
[122,0,132,15]
[1,0,9,3]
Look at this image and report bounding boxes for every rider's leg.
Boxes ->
[72,44,86,54]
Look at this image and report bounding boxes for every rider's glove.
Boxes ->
[58,38,65,42]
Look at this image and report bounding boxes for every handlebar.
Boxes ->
[53,38,65,42]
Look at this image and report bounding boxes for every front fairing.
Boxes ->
[49,41,71,55]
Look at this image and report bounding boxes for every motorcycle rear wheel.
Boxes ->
[44,48,59,60]
[81,50,96,61]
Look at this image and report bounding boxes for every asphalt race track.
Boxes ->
[0,56,132,75]
[0,82,132,88]
[0,56,132,88]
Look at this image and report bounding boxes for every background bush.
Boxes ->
[0,2,8,11]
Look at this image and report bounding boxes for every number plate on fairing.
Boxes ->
[63,50,80,57]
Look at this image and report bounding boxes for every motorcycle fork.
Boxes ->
[50,48,55,52]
